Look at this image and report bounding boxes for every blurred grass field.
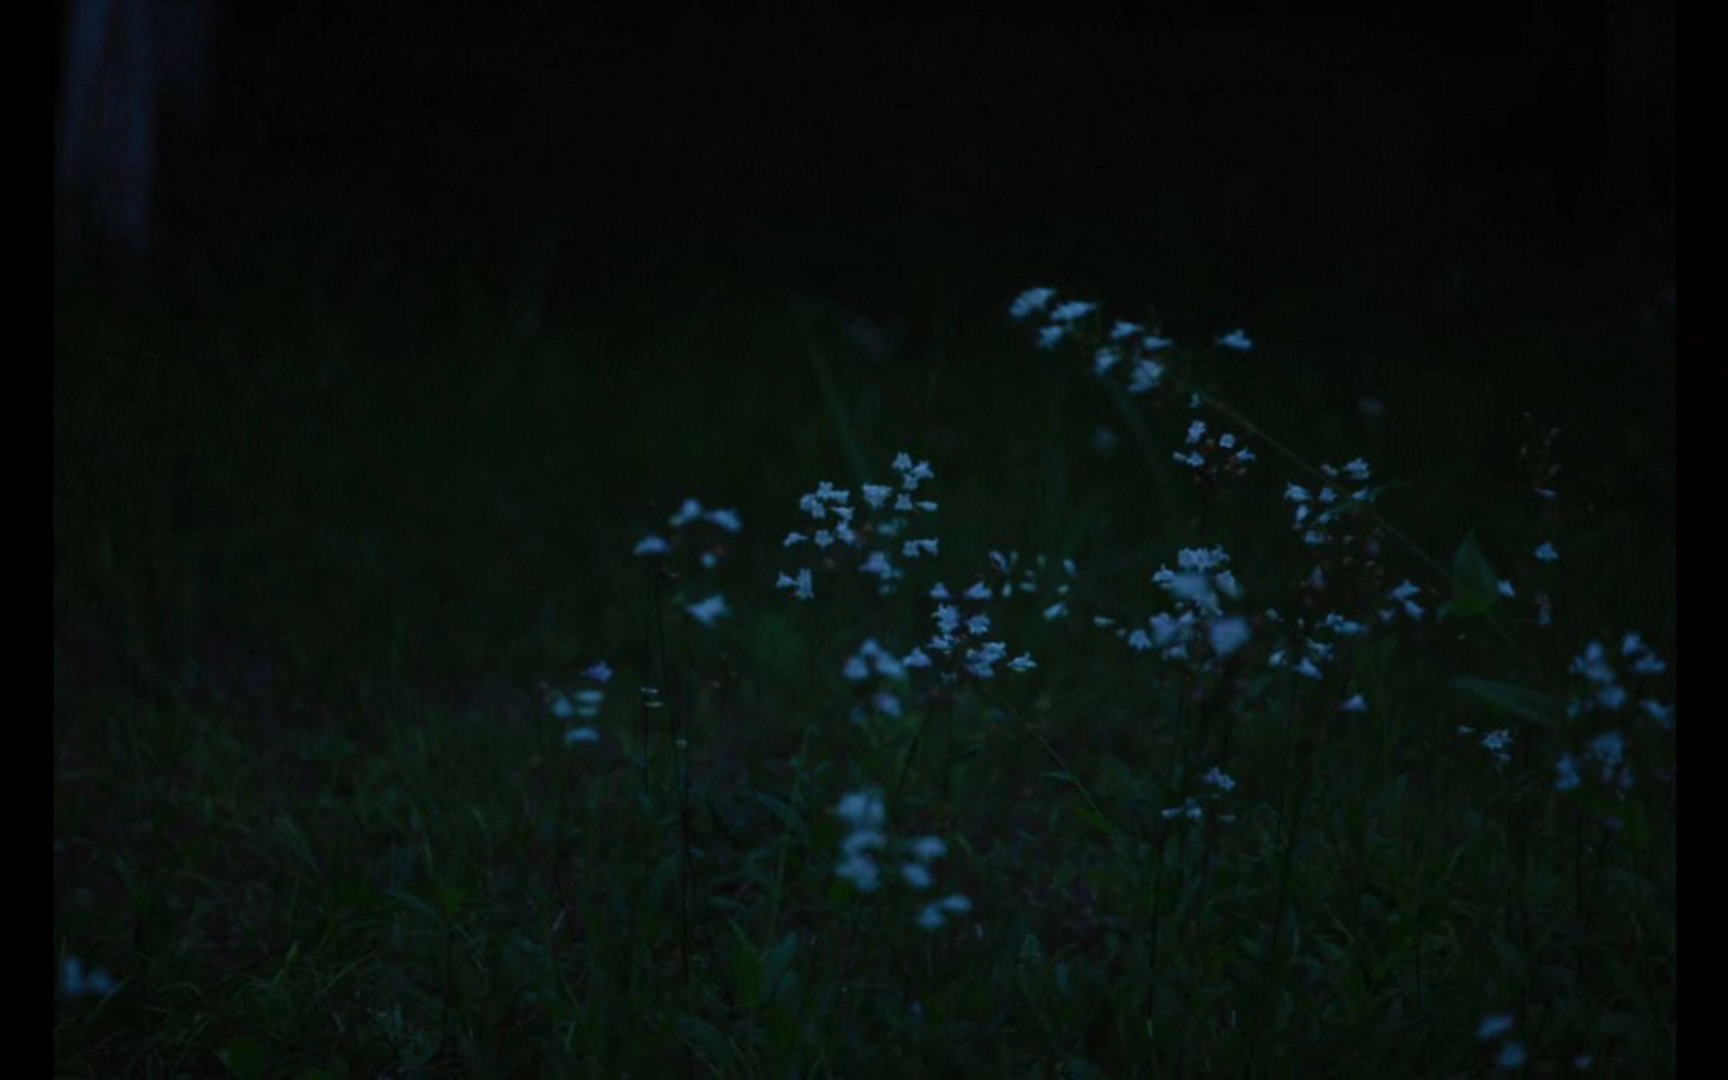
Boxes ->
[54,12,1673,1076]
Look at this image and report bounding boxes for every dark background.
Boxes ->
[54,0,1678,704]
[60,0,1677,324]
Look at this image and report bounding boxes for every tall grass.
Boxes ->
[54,250,1674,1076]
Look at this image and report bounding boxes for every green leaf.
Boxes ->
[1449,531,1501,617]
[752,792,804,837]
[677,1014,732,1071]
[1450,676,1558,727]
[382,888,439,922]
[221,1035,268,1080]
[1076,805,1115,837]
[762,932,798,1003]
[724,919,763,1009]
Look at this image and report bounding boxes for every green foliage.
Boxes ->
[54,225,1673,1076]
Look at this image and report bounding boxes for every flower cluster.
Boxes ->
[840,637,930,724]
[778,454,940,601]
[1108,544,1250,669]
[1553,633,1674,793]
[631,497,742,629]
[1454,724,1516,769]
[832,789,970,929]
[1283,460,1378,548]
[1172,418,1255,483]
[1010,288,1253,408]
[1009,287,1100,351]
[544,661,612,746]
[632,497,742,562]
[59,956,118,1000]
[924,577,1037,680]
[1161,764,1240,824]
[1476,1013,1526,1070]
[1263,456,1429,698]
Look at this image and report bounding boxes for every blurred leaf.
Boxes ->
[220,1036,267,1080]
[382,889,439,922]
[676,1014,731,1071]
[753,792,805,838]
[1450,676,1558,727]
[1449,531,1501,617]
[725,919,763,1009]
[763,932,798,1003]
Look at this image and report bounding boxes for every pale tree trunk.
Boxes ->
[56,0,216,262]
[58,0,158,257]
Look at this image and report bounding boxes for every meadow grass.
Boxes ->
[54,229,1674,1077]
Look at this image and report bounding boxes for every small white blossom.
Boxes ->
[915,893,972,929]
[1477,1014,1516,1041]
[1009,287,1056,320]
[704,508,742,532]
[1209,617,1251,657]
[1127,359,1165,393]
[1555,752,1581,791]
[773,568,812,601]
[60,957,118,999]
[838,850,882,891]
[836,790,885,830]
[1162,798,1205,821]
[685,593,731,627]
[907,837,947,861]
[668,498,705,527]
